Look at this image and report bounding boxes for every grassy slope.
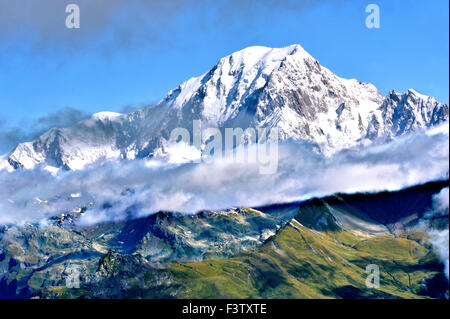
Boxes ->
[136,217,440,299]
[44,205,444,299]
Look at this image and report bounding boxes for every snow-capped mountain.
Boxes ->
[4,44,449,170]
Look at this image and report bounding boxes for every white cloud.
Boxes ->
[432,187,449,212]
[429,229,449,280]
[424,187,449,279]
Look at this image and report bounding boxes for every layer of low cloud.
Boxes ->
[0,123,448,226]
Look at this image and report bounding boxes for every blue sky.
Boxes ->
[0,0,448,143]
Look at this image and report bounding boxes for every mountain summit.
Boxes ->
[5,44,449,170]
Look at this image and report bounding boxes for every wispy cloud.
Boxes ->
[0,0,341,52]
[0,107,88,153]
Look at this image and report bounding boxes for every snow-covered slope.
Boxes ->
[367,89,449,139]
[4,44,449,170]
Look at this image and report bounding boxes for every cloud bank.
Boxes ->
[0,122,448,226]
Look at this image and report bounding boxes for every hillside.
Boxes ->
[1,181,447,299]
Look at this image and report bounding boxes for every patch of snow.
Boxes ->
[92,111,123,121]
[44,165,60,176]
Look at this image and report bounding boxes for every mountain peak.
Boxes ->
[163,44,318,124]
[92,112,123,121]
[406,88,434,100]
[217,44,314,78]
[222,44,312,64]
[389,88,438,102]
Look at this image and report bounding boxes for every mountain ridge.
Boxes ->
[3,44,449,171]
